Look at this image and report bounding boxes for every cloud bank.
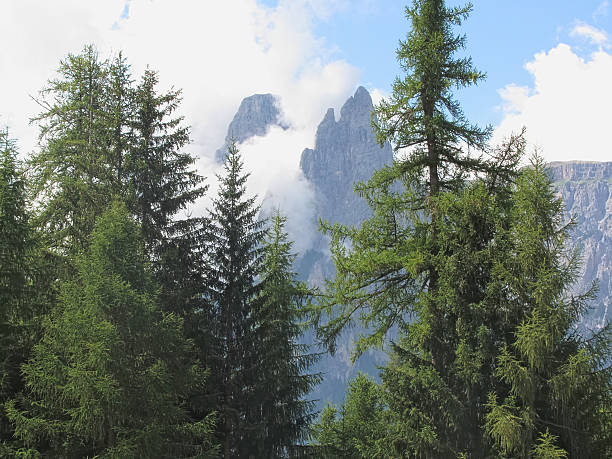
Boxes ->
[494,40,612,163]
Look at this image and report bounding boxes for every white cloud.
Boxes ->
[238,126,318,254]
[0,0,361,238]
[570,22,609,46]
[494,43,612,162]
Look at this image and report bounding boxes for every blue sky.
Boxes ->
[261,0,612,129]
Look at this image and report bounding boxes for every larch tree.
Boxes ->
[28,45,111,254]
[310,0,568,456]
[484,158,612,458]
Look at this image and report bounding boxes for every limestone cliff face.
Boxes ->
[548,161,612,330]
[215,93,287,162]
[300,86,393,228]
[296,87,394,404]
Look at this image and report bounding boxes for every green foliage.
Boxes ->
[484,158,612,458]
[128,68,208,316]
[28,46,207,315]
[0,129,30,445]
[373,0,494,198]
[0,130,57,450]
[29,45,112,254]
[6,202,217,458]
[312,373,388,458]
[202,142,266,457]
[249,211,321,457]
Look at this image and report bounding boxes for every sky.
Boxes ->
[1,1,611,229]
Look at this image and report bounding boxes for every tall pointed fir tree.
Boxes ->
[249,211,321,457]
[5,202,217,458]
[128,67,208,316]
[202,142,266,458]
[0,130,32,446]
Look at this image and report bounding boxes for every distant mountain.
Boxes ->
[296,87,394,405]
[548,161,612,330]
[215,88,612,409]
[300,86,393,228]
[215,93,288,162]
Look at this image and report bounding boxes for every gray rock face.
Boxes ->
[548,161,612,330]
[215,93,287,162]
[297,87,394,405]
[300,86,393,228]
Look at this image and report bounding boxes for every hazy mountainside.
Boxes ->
[214,93,288,162]
[216,88,612,407]
[300,86,393,228]
[296,87,393,405]
[297,86,393,286]
[548,161,612,331]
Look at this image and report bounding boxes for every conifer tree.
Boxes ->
[29,46,207,316]
[312,373,388,458]
[250,211,320,457]
[0,130,57,452]
[128,68,208,315]
[310,0,599,455]
[29,45,111,254]
[484,158,612,458]
[5,202,217,457]
[202,142,266,458]
[0,130,31,444]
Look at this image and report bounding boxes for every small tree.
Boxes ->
[312,373,388,458]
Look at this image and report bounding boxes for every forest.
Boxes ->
[1,1,610,458]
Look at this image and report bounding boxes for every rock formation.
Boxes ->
[548,161,612,330]
[215,93,287,162]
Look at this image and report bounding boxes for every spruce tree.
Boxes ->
[0,130,30,444]
[250,211,321,457]
[0,130,57,452]
[202,142,266,458]
[128,68,208,316]
[5,202,217,457]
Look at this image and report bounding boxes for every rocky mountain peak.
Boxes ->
[339,85,373,127]
[300,86,392,228]
[215,93,287,162]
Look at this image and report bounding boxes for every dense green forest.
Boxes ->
[1,1,610,458]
